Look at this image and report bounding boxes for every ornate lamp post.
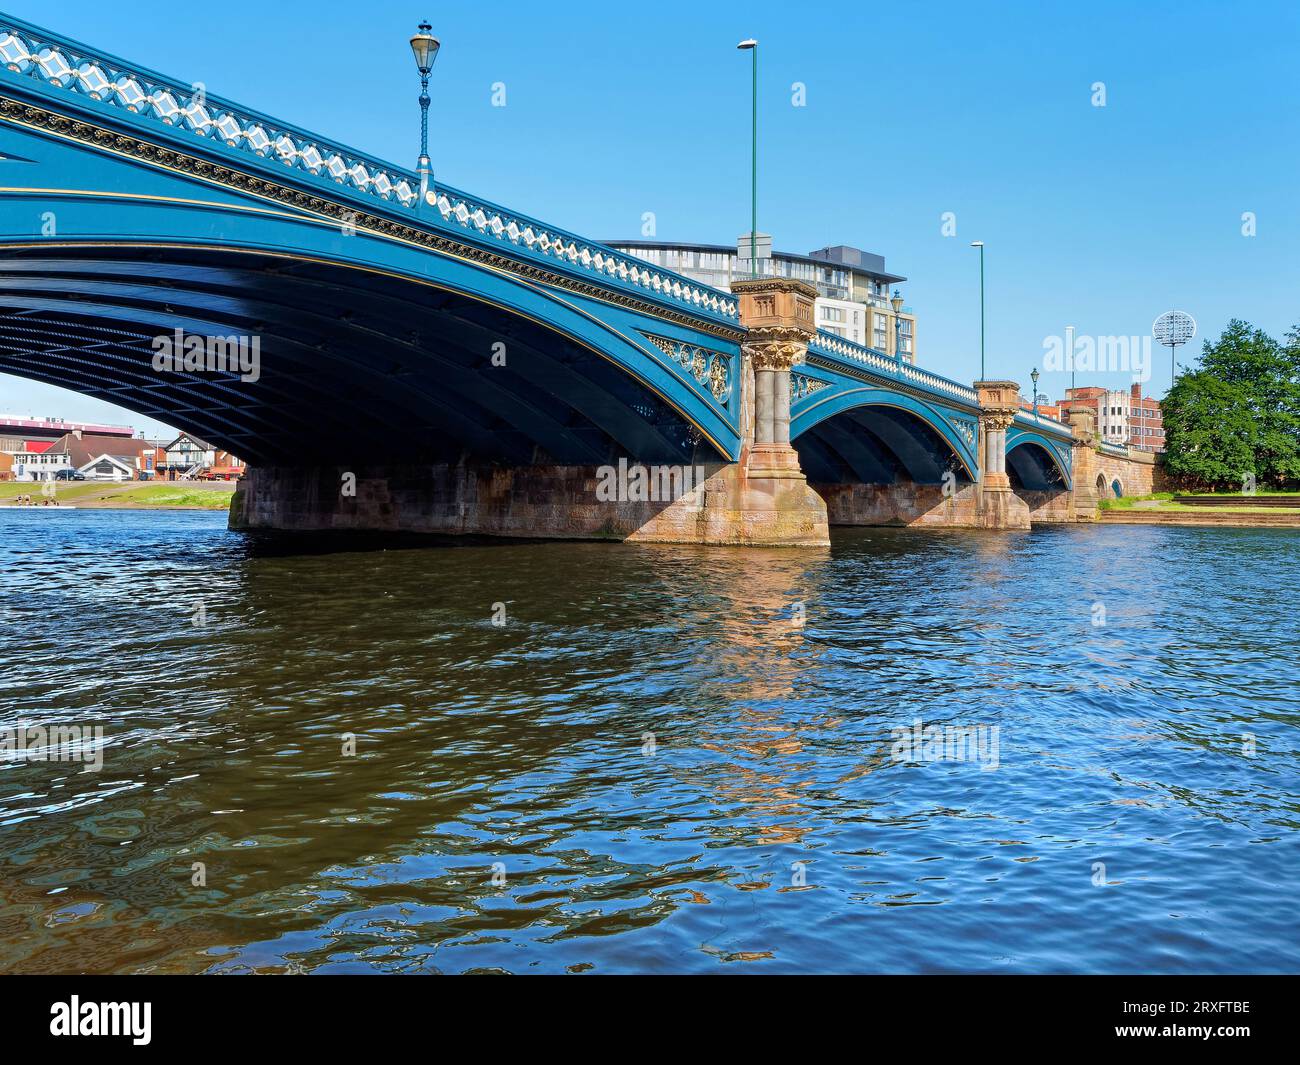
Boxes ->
[1030,366,1040,417]
[409,21,441,202]
[737,39,758,277]
[891,289,905,367]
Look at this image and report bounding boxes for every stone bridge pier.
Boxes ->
[1065,407,1159,515]
[232,278,835,548]
[723,278,831,545]
[607,277,832,546]
[972,380,1033,530]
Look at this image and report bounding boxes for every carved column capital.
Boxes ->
[1066,405,1098,445]
[981,410,1017,432]
[744,330,809,371]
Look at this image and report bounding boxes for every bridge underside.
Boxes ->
[0,245,712,468]
[1007,441,1075,524]
[790,404,1014,529]
[796,406,973,488]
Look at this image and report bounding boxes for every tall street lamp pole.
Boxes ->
[970,241,985,380]
[738,39,758,277]
[1066,323,1076,397]
[410,21,441,202]
[891,289,905,368]
[1030,366,1040,417]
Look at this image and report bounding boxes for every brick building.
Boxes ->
[1058,384,1164,453]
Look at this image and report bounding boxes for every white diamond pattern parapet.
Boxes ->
[4,34,417,210]
[0,32,32,73]
[0,24,736,321]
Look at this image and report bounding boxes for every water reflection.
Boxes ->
[0,512,1297,973]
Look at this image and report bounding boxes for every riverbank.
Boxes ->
[1098,492,1300,528]
[6,481,1300,526]
[1101,509,1300,527]
[0,481,235,510]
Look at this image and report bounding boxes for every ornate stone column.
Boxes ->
[732,277,817,476]
[971,380,1031,529]
[669,276,826,546]
[974,380,1020,490]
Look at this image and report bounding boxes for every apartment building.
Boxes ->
[604,238,918,363]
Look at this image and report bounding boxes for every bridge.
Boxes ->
[0,15,1122,545]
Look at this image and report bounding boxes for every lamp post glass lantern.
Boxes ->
[409,20,441,198]
[1030,367,1039,416]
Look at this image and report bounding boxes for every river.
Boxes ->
[0,509,1296,973]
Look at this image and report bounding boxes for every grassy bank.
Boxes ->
[0,481,236,509]
[1099,492,1300,515]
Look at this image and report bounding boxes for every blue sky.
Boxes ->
[3,0,1297,436]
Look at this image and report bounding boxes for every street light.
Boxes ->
[1030,366,1040,417]
[891,289,905,367]
[409,20,441,201]
[737,38,758,276]
[1153,310,1197,390]
[1065,323,1076,396]
[970,241,985,380]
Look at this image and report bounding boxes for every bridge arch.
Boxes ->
[1005,424,1073,490]
[0,46,744,469]
[1006,438,1070,492]
[1095,472,1123,499]
[0,234,740,467]
[790,387,978,486]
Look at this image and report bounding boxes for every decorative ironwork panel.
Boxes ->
[645,334,733,405]
[791,372,830,401]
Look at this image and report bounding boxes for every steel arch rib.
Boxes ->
[1006,427,1073,489]
[791,386,979,480]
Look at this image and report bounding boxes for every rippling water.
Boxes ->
[0,509,1296,974]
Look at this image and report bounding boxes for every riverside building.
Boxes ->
[606,238,918,363]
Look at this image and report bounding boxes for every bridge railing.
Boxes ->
[425,187,740,322]
[807,330,980,406]
[0,15,740,327]
[1013,408,1074,437]
[0,18,421,208]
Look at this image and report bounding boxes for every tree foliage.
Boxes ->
[1162,320,1300,489]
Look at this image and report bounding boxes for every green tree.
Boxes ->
[1162,371,1258,490]
[1196,319,1300,485]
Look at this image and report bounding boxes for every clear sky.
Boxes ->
[2,0,1296,436]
